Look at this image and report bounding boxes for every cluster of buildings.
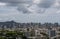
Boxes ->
[16,26,60,39]
[0,26,60,39]
[0,21,60,39]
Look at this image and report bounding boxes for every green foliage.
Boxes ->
[0,30,27,39]
[54,38,57,39]
[17,32,24,36]
[21,35,27,39]
[40,32,49,39]
[6,31,17,37]
[7,37,16,39]
[0,37,7,39]
[27,28,29,31]
[40,32,49,36]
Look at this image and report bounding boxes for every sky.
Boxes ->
[0,0,60,23]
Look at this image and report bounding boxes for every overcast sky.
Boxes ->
[0,0,60,23]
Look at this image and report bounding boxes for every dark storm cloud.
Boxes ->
[17,4,31,13]
[0,0,33,13]
[0,0,31,3]
[0,0,56,13]
[37,0,55,8]
[32,0,55,13]
[0,0,32,6]
[0,0,55,7]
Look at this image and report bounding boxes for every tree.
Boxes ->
[21,35,27,39]
[40,32,49,39]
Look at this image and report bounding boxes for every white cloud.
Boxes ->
[33,0,41,4]
[0,2,6,6]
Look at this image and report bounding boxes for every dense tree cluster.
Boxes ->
[0,30,27,39]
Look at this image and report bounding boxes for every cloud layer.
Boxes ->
[0,0,57,13]
[0,0,33,13]
[0,0,60,23]
[37,0,55,8]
